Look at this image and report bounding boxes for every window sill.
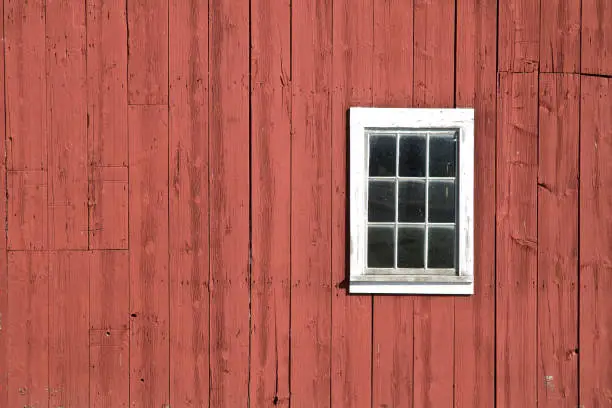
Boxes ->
[349,274,473,295]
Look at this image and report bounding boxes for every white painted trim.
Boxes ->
[349,107,475,295]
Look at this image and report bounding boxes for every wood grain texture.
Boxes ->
[496,72,538,408]
[8,171,48,250]
[372,0,413,107]
[537,73,579,408]
[539,0,580,73]
[208,0,250,405]
[169,0,210,406]
[290,0,333,406]
[90,329,129,408]
[413,1,455,406]
[580,75,612,407]
[90,250,129,330]
[371,1,414,406]
[87,0,129,249]
[89,250,129,407]
[454,0,497,405]
[48,251,90,408]
[331,0,373,406]
[5,0,46,171]
[89,166,129,249]
[87,0,128,167]
[582,0,612,76]
[128,105,170,407]
[0,1,6,402]
[5,0,48,250]
[498,0,540,72]
[127,0,168,104]
[7,252,49,408]
[250,0,291,406]
[46,0,88,250]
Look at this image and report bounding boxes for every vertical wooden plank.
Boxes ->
[290,0,332,405]
[331,0,372,406]
[5,0,48,251]
[127,0,169,104]
[5,0,46,171]
[0,0,6,401]
[90,250,129,331]
[169,0,210,406]
[498,0,540,72]
[87,0,128,167]
[537,73,579,407]
[48,251,89,407]
[454,0,496,406]
[582,0,612,76]
[372,0,413,107]
[129,105,169,407]
[496,72,538,408]
[208,0,250,405]
[46,0,88,250]
[89,166,129,249]
[90,329,129,408]
[413,0,455,407]
[539,0,580,73]
[0,250,6,408]
[580,75,612,407]
[7,252,48,408]
[90,251,129,407]
[250,0,291,406]
[7,171,48,250]
[87,0,129,249]
[414,0,455,106]
[371,1,413,406]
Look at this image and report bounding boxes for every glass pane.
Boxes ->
[399,135,426,177]
[428,227,455,268]
[429,134,457,177]
[369,135,396,177]
[397,227,425,268]
[368,181,396,222]
[429,181,455,223]
[398,181,425,222]
[368,226,395,268]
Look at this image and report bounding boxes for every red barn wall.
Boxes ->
[0,0,611,407]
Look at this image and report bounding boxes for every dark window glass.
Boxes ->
[368,227,395,268]
[368,181,396,222]
[398,181,425,222]
[428,181,455,223]
[369,135,396,177]
[428,227,455,268]
[399,136,426,177]
[397,227,425,268]
[429,134,457,177]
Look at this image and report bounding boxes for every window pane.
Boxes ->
[428,227,455,268]
[369,135,396,177]
[397,227,425,268]
[429,134,457,177]
[368,226,395,268]
[429,181,455,223]
[399,135,426,177]
[368,181,396,222]
[398,181,425,222]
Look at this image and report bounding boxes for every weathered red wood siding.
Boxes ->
[1,0,611,407]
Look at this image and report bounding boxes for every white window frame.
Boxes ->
[349,107,474,295]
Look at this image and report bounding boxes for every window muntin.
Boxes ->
[349,108,474,295]
[366,130,458,272]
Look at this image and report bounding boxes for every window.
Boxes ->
[349,108,474,294]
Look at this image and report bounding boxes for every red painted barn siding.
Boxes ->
[0,0,611,407]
